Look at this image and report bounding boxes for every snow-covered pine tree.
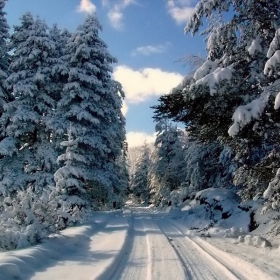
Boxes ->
[0,14,58,193]
[114,139,130,207]
[261,27,280,208]
[51,125,87,229]
[0,0,10,119]
[154,0,280,200]
[47,24,70,151]
[57,14,127,209]
[130,141,151,204]
[0,185,58,249]
[149,119,186,206]
[8,12,34,52]
[49,24,71,59]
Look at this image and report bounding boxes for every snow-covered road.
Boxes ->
[0,207,276,280]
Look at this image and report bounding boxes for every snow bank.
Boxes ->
[167,206,182,218]
[0,212,129,280]
[237,234,272,248]
[224,226,246,238]
[180,188,250,235]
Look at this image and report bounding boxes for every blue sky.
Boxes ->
[4,0,204,147]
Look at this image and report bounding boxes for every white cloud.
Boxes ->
[121,101,129,116]
[108,9,124,29]
[132,42,172,56]
[167,0,194,24]
[126,131,156,148]
[103,0,136,29]
[113,65,183,103]
[78,0,96,14]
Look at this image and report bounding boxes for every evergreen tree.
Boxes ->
[0,0,10,121]
[56,14,127,208]
[0,14,58,193]
[49,24,71,58]
[52,126,87,229]
[130,141,151,204]
[154,0,280,201]
[150,120,186,206]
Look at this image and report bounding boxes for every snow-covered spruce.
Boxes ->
[0,12,128,250]
[55,14,127,208]
[51,127,87,229]
[0,13,58,193]
[0,0,10,117]
[149,120,186,206]
[130,141,151,204]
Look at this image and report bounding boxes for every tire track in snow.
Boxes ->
[114,216,151,280]
[141,216,186,280]
[188,235,273,280]
[116,210,185,280]
[156,218,239,280]
[96,213,133,280]
[168,219,274,280]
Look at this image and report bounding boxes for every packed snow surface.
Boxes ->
[0,202,279,280]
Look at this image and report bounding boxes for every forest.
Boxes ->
[1,0,280,251]
[0,0,128,249]
[129,0,280,232]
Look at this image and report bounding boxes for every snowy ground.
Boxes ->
[0,204,279,279]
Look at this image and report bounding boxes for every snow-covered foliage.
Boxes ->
[153,0,280,217]
[0,0,10,115]
[0,12,128,249]
[56,15,127,208]
[52,127,87,228]
[149,120,187,206]
[180,188,248,233]
[228,95,269,137]
[247,37,263,56]
[263,168,280,211]
[0,14,59,194]
[130,142,151,203]
[193,60,218,81]
[194,188,239,218]
[192,62,234,96]
[0,187,58,250]
[183,140,236,195]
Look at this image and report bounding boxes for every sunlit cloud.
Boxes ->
[108,9,124,29]
[113,65,183,103]
[167,0,194,24]
[126,131,156,148]
[132,42,172,56]
[121,101,129,116]
[103,0,136,29]
[78,0,96,14]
